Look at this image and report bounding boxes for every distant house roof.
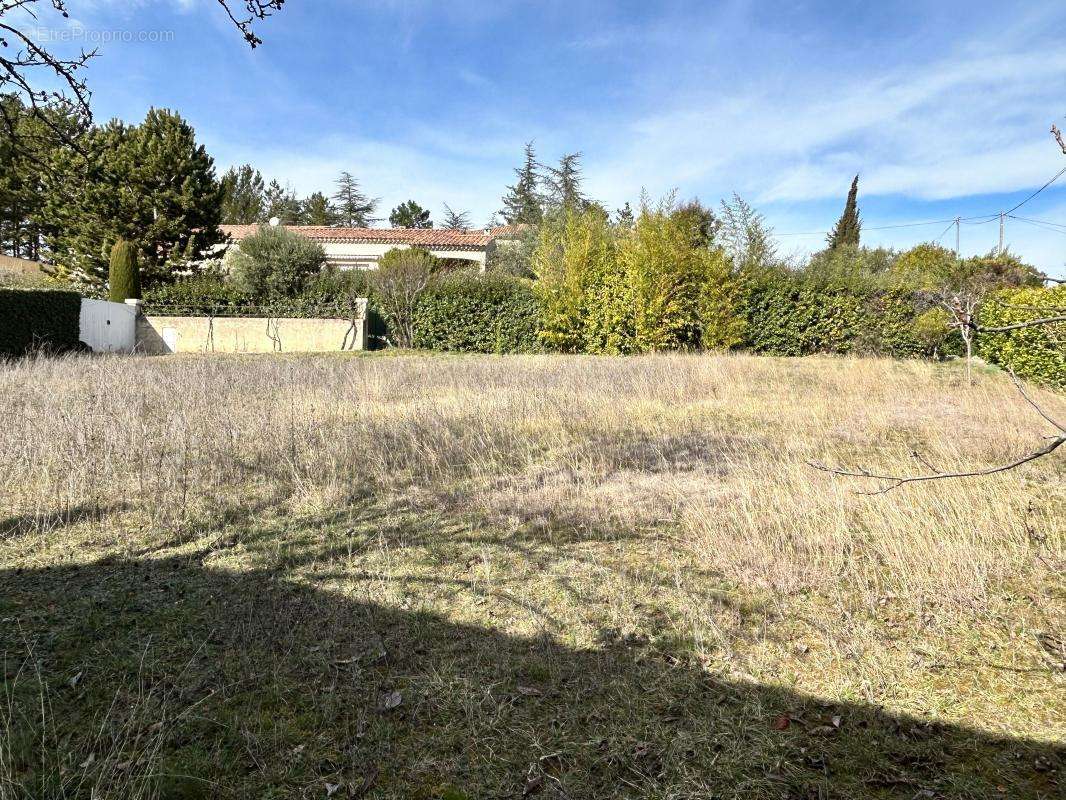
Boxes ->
[220,225,492,250]
[488,224,532,238]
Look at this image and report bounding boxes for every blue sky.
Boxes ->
[15,0,1066,275]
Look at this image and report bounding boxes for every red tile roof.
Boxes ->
[488,224,532,238]
[220,225,491,249]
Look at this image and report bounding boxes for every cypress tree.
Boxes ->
[108,238,141,302]
[827,174,861,250]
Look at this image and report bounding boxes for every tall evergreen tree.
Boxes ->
[389,200,432,228]
[41,107,223,285]
[0,95,55,260]
[441,204,471,230]
[263,180,303,225]
[545,152,585,211]
[301,191,339,226]
[827,175,861,250]
[615,202,635,228]
[220,164,266,224]
[332,171,377,227]
[500,142,543,225]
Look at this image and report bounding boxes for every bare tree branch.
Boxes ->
[0,1,284,148]
[809,372,1065,494]
[1054,123,1066,156]
[214,0,285,49]
[974,314,1066,333]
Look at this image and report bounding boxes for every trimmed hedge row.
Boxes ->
[141,273,373,319]
[977,286,1065,389]
[0,288,83,357]
[413,272,541,354]
[743,271,930,358]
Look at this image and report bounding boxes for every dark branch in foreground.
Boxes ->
[809,373,1065,494]
[1054,123,1066,155]
[0,0,284,148]
[973,314,1066,333]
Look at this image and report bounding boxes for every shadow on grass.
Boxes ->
[1,549,1062,800]
[0,503,131,539]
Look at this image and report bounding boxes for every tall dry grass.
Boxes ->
[1,351,1062,614]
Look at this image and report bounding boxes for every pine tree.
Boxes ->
[108,238,140,302]
[827,175,861,250]
[220,164,266,224]
[500,142,543,225]
[545,153,585,211]
[389,200,433,228]
[40,108,223,286]
[332,172,377,227]
[615,202,635,228]
[263,180,303,225]
[301,192,339,226]
[441,204,471,230]
[0,96,51,260]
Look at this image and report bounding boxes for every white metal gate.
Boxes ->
[79,299,137,353]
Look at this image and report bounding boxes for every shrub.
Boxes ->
[977,285,1066,388]
[413,271,541,354]
[487,224,538,278]
[622,203,744,352]
[108,239,141,302]
[142,274,254,315]
[141,271,373,323]
[368,247,439,347]
[229,225,326,298]
[532,207,617,353]
[0,288,82,357]
[910,307,954,359]
[532,200,746,354]
[744,270,926,358]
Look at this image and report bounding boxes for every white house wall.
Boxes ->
[319,241,486,269]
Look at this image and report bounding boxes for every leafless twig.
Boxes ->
[809,372,1065,494]
[1054,123,1066,156]
[973,314,1066,333]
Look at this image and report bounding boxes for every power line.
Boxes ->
[1002,166,1066,215]
[773,165,1066,238]
[1009,214,1066,230]
[934,219,956,243]
[1008,215,1066,235]
[776,217,956,237]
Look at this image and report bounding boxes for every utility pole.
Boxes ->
[998,212,1005,255]
[954,216,961,261]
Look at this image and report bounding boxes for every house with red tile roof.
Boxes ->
[219,224,505,271]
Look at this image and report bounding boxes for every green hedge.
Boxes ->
[0,288,83,357]
[141,272,390,348]
[141,272,373,319]
[743,270,927,358]
[977,286,1065,388]
[413,272,541,353]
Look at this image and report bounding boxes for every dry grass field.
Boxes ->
[0,351,1063,799]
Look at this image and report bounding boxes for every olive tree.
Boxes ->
[229,225,325,299]
[368,247,439,348]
